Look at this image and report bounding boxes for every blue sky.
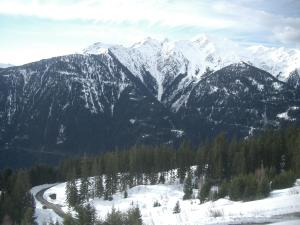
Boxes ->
[0,0,299,65]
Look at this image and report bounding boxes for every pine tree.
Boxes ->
[177,167,186,184]
[104,174,113,201]
[105,207,124,225]
[124,189,128,199]
[125,207,143,225]
[21,207,35,225]
[198,182,210,203]
[209,133,227,180]
[63,213,75,225]
[94,175,104,199]
[158,173,165,184]
[173,201,181,214]
[149,172,158,185]
[183,171,193,200]
[80,157,91,203]
[11,170,32,222]
[77,204,96,225]
[65,168,78,208]
[292,133,300,176]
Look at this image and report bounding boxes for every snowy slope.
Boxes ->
[83,35,300,104]
[41,175,300,225]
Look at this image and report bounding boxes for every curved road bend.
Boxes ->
[35,186,66,219]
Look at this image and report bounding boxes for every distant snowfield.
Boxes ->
[30,178,300,225]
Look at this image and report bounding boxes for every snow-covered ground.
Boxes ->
[40,178,300,225]
[31,184,63,225]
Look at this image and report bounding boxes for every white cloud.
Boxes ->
[0,0,299,65]
[212,1,300,46]
[0,0,235,29]
[1,0,298,46]
[274,26,300,46]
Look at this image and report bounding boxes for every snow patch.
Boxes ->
[129,119,136,124]
[171,129,184,138]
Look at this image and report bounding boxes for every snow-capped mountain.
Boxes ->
[83,35,300,111]
[0,36,300,168]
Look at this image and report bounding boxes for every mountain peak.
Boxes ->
[83,42,117,55]
[132,37,162,49]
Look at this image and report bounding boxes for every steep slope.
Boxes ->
[179,62,300,141]
[0,53,179,165]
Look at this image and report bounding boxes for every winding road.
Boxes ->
[35,186,66,219]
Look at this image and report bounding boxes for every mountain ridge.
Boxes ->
[0,38,300,167]
[83,36,300,112]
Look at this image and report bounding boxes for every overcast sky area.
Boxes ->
[0,0,299,65]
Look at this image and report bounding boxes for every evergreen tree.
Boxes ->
[66,168,78,208]
[21,207,35,225]
[198,182,210,203]
[209,133,227,180]
[63,213,75,225]
[79,156,91,203]
[125,207,143,225]
[124,189,128,199]
[104,174,113,201]
[173,201,181,214]
[177,167,186,184]
[77,204,96,225]
[12,170,32,222]
[94,175,104,199]
[149,172,158,185]
[292,133,300,176]
[183,171,193,200]
[227,136,238,177]
[231,150,246,176]
[158,173,165,184]
[105,207,124,225]
[257,177,270,198]
[229,175,246,201]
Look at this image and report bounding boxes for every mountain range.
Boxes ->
[0,35,300,168]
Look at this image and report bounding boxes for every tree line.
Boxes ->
[1,126,300,224]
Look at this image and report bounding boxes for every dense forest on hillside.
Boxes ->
[1,126,300,224]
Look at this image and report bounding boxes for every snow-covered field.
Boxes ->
[36,178,300,225]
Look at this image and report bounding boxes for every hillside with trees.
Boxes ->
[1,126,300,224]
